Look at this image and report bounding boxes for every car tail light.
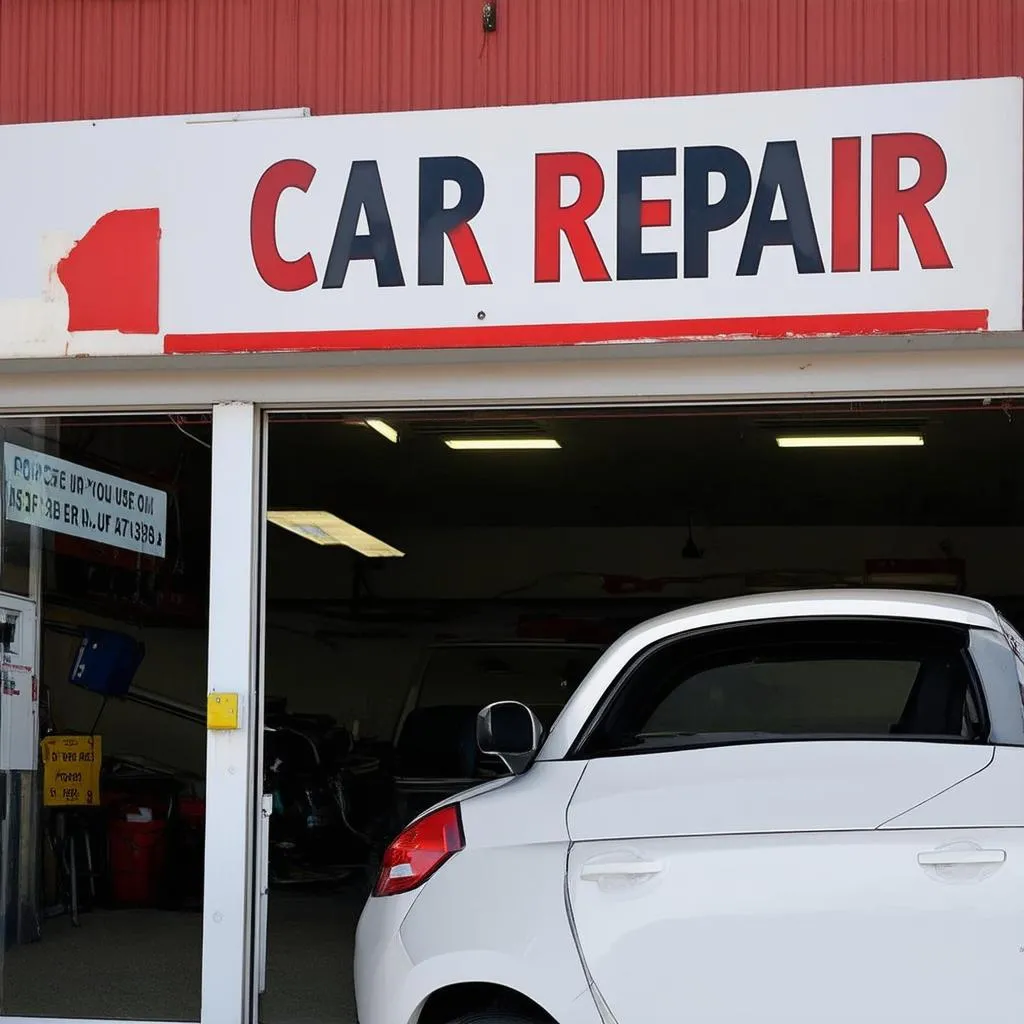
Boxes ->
[373,803,465,897]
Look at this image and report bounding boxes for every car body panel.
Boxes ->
[355,761,592,1024]
[881,745,1024,828]
[353,888,421,1024]
[566,741,995,840]
[398,844,590,1022]
[566,827,1024,1024]
[451,759,586,849]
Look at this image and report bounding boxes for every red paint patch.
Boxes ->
[164,308,988,355]
[57,208,160,334]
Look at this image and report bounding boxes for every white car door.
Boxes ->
[564,616,1024,1024]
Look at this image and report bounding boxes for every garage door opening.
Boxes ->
[256,398,1024,1024]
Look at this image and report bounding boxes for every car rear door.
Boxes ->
[563,617,1024,1024]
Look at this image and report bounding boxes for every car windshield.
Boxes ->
[414,644,602,724]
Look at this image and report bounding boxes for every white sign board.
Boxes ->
[3,444,167,557]
[0,77,1019,358]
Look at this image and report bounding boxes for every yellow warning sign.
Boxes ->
[41,735,101,807]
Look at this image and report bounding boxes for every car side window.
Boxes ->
[577,617,984,758]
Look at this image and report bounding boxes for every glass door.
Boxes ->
[0,413,213,1023]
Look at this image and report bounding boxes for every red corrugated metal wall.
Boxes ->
[1,0,1023,125]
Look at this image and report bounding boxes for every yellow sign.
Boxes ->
[41,735,101,807]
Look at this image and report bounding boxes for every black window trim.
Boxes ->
[567,614,990,760]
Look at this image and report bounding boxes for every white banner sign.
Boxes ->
[0,76,1019,358]
[3,443,167,557]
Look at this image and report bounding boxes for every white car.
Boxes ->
[355,590,1024,1024]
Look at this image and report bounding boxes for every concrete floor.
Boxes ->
[260,890,360,1024]
[1,889,360,1022]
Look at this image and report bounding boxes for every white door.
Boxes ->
[567,745,1024,1024]
[564,616,1024,1024]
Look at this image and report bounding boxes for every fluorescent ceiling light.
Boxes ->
[444,438,561,450]
[776,434,924,449]
[365,418,398,443]
[267,510,404,557]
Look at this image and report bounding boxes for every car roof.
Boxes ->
[537,588,1003,760]
[621,588,1001,636]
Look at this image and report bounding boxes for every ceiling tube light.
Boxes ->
[365,419,399,443]
[775,434,924,449]
[444,438,561,450]
[267,510,404,557]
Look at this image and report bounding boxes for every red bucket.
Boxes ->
[108,818,167,906]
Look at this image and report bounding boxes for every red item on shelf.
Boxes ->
[108,818,167,906]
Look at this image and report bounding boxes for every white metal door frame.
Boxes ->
[201,404,262,1024]
[0,336,1021,1024]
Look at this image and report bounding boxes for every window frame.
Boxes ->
[568,615,990,760]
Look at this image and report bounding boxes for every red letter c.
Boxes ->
[250,159,318,291]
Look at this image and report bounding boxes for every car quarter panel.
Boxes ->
[394,761,595,1024]
[354,889,421,1024]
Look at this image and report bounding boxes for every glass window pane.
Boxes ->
[583,618,980,756]
[0,414,210,1021]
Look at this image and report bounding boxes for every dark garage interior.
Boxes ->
[3,398,1024,1022]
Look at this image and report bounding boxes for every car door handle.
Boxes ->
[917,849,1006,866]
[579,860,663,881]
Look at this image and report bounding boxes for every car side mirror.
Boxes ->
[476,700,544,776]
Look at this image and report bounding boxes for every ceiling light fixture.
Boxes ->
[444,438,561,451]
[775,434,924,449]
[365,419,399,443]
[267,510,404,557]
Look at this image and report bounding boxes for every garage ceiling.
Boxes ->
[40,403,1024,624]
[266,402,1024,529]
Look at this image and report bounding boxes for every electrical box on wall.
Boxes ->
[0,594,39,772]
[208,692,240,730]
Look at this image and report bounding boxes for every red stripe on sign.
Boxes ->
[164,308,988,355]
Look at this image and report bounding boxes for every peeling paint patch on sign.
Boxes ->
[56,208,160,334]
